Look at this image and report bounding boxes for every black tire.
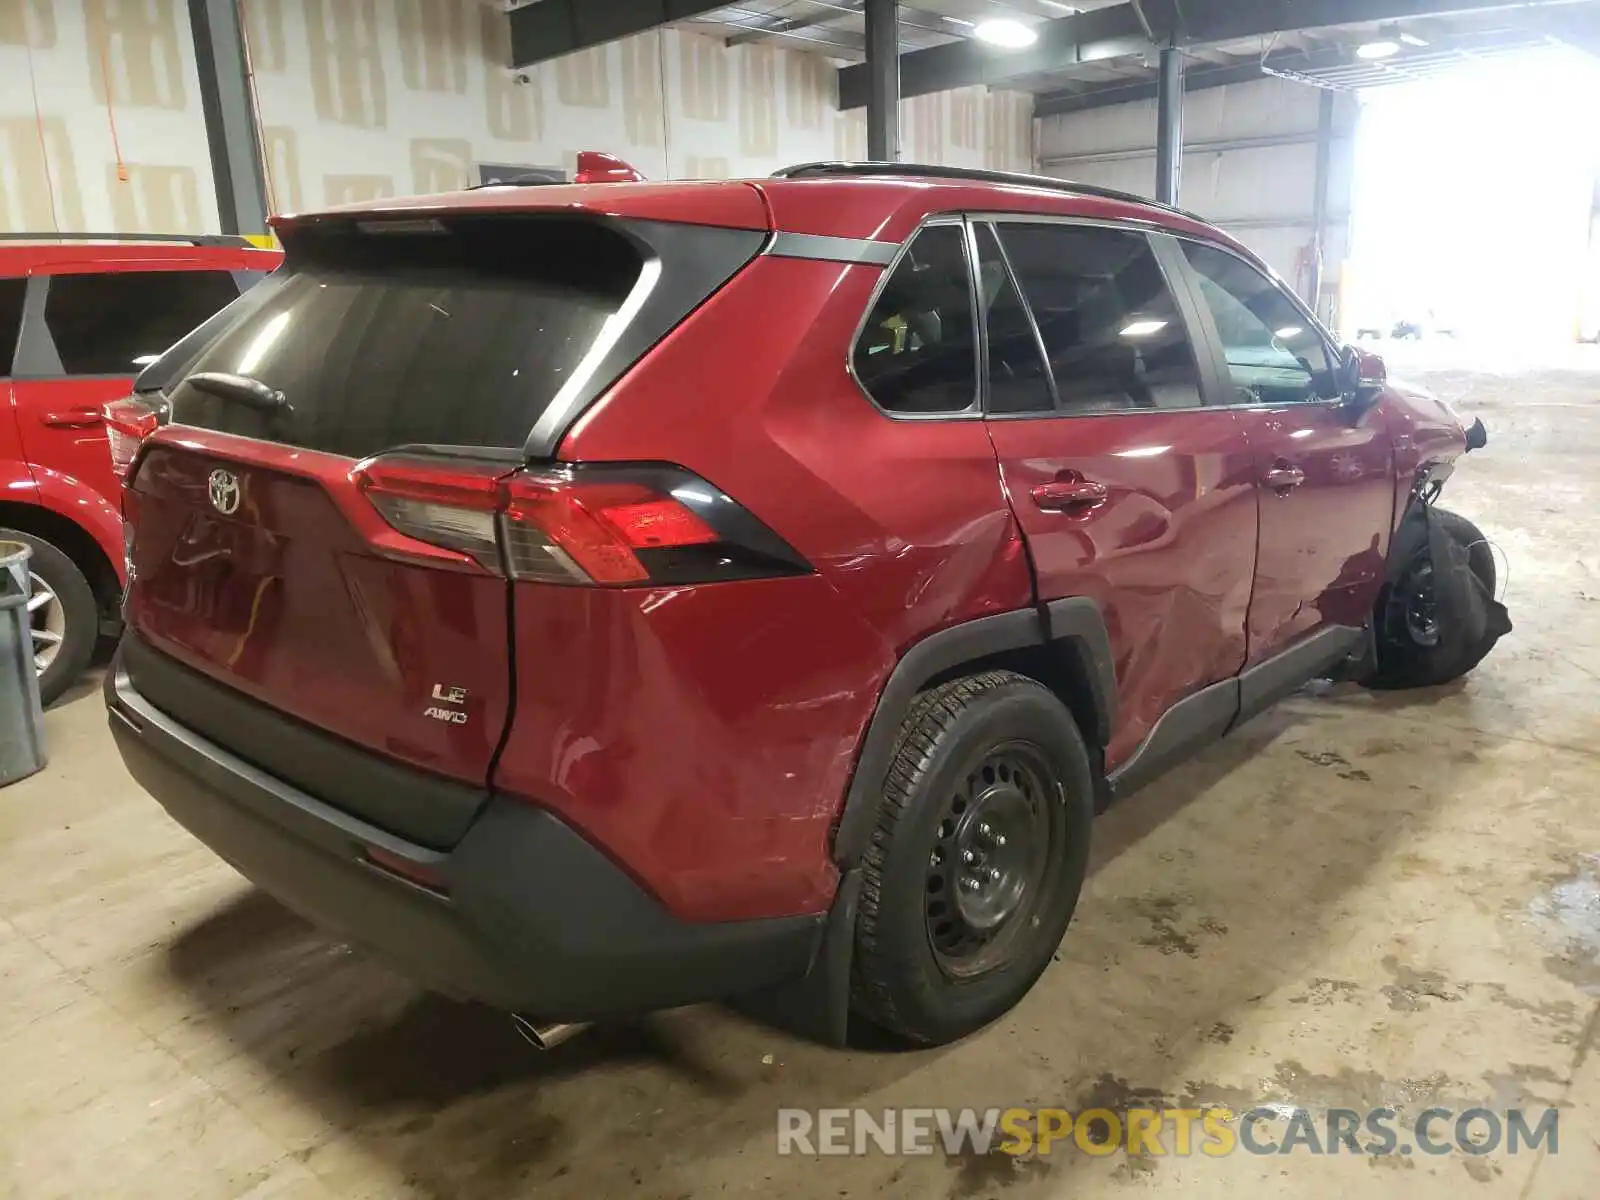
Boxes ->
[0,529,97,707]
[1432,509,1495,596]
[851,670,1094,1046]
[1376,510,1499,688]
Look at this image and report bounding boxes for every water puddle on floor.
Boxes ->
[1526,853,1600,993]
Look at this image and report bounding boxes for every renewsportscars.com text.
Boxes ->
[776,1106,1559,1159]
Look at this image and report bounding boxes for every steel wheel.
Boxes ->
[924,742,1062,978]
[28,569,66,674]
[1396,560,1441,648]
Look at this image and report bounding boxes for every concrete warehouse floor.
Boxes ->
[2,359,1599,1200]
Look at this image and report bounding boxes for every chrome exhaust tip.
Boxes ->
[511,1014,591,1051]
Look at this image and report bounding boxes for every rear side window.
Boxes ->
[996,224,1203,414]
[0,279,23,376]
[853,225,977,415]
[44,270,241,375]
[973,224,1053,415]
[169,216,646,457]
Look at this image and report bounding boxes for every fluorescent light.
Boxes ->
[1356,39,1400,60]
[1119,319,1168,338]
[131,354,160,366]
[973,19,1038,49]
[1274,325,1304,339]
[1116,445,1171,459]
[1400,32,1428,47]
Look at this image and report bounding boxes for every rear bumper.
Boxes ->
[105,656,824,1019]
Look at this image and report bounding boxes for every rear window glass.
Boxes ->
[853,224,977,416]
[45,270,241,376]
[167,217,644,458]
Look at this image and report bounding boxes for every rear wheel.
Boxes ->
[851,671,1093,1046]
[0,530,97,707]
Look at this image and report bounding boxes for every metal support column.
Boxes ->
[864,0,900,161]
[189,0,268,236]
[1154,45,1184,206]
[1307,88,1337,318]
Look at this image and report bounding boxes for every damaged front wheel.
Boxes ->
[1372,507,1509,688]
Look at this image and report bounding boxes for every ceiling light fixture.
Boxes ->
[973,18,1039,49]
[1356,38,1400,60]
[1400,31,1429,47]
[1119,319,1168,338]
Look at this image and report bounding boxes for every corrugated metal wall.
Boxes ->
[1037,77,1359,324]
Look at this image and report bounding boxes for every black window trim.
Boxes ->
[12,274,62,378]
[1160,230,1348,410]
[970,212,1214,422]
[845,214,983,423]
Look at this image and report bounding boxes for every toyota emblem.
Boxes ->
[208,468,241,515]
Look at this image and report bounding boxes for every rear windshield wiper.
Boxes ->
[185,372,293,418]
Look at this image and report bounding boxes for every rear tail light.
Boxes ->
[354,456,505,572]
[500,476,718,584]
[351,456,808,586]
[104,395,165,480]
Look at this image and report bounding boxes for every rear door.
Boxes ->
[123,210,766,846]
[1174,240,1394,663]
[976,219,1259,769]
[14,263,246,501]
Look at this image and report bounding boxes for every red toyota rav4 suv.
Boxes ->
[106,164,1496,1048]
[0,233,279,704]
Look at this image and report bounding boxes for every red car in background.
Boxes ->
[0,233,280,703]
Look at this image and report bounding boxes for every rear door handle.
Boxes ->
[41,407,106,429]
[1031,479,1109,513]
[1264,464,1306,493]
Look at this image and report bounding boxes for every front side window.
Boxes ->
[43,270,241,376]
[853,224,977,415]
[995,223,1204,414]
[1180,241,1336,405]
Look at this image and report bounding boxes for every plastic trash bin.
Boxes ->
[0,540,47,785]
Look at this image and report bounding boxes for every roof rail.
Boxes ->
[772,161,1203,221]
[0,231,255,248]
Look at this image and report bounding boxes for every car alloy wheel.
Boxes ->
[28,569,66,674]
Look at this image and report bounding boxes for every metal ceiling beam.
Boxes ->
[509,0,729,67]
[725,3,841,46]
[1034,51,1333,117]
[837,0,1585,107]
[865,0,901,160]
[840,1,1151,107]
[725,1,973,48]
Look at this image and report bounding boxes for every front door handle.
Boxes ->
[1264,464,1306,493]
[41,407,106,429]
[1031,479,1109,513]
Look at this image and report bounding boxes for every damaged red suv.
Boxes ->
[107,163,1499,1048]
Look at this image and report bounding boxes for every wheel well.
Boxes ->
[0,501,121,619]
[927,639,1108,754]
[927,640,1112,811]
